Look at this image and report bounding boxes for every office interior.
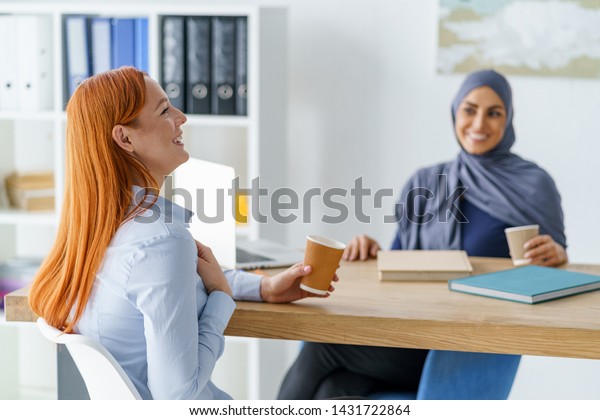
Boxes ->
[1,0,600,400]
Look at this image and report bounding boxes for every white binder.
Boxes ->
[16,15,53,111]
[0,15,18,110]
[90,17,111,75]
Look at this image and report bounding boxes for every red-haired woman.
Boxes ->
[29,67,335,400]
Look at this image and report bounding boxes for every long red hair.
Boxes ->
[29,67,158,332]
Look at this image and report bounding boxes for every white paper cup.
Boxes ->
[504,225,539,266]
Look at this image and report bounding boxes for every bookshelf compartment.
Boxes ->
[0,2,288,400]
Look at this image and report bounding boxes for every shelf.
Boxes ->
[0,2,259,15]
[185,115,250,128]
[0,111,58,122]
[0,209,57,226]
[18,113,247,126]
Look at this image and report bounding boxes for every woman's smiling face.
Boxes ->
[454,86,507,155]
[125,77,189,184]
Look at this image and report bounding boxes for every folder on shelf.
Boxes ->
[134,18,149,72]
[0,15,19,110]
[161,16,186,111]
[16,15,53,111]
[111,18,136,69]
[185,16,211,114]
[212,16,236,115]
[235,17,247,116]
[64,15,91,103]
[90,17,112,75]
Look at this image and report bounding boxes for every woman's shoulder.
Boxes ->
[118,218,191,246]
[115,200,193,247]
[110,218,196,281]
[511,155,559,190]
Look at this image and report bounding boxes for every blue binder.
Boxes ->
[111,18,136,69]
[134,18,149,72]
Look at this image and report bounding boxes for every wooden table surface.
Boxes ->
[6,257,600,359]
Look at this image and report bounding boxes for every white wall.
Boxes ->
[15,0,600,400]
[280,0,600,263]
[274,0,600,399]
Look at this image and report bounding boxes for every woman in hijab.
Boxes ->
[277,69,567,399]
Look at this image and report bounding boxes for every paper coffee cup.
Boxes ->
[504,225,539,266]
[300,235,346,295]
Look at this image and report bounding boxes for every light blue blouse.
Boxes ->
[75,189,263,400]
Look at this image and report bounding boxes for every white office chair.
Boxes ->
[36,317,142,400]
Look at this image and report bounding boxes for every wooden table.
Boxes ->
[6,257,600,359]
[226,258,600,359]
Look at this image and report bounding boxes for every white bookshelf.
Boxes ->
[0,210,57,225]
[0,1,289,400]
[0,311,57,399]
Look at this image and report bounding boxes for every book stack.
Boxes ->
[5,171,54,211]
[160,15,248,116]
[377,250,473,281]
[0,258,42,310]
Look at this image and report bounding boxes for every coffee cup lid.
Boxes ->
[504,224,539,233]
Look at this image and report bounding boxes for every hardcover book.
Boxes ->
[448,265,600,304]
[377,250,473,281]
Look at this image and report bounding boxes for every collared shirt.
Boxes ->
[75,188,262,399]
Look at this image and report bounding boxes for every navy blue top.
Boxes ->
[391,199,511,258]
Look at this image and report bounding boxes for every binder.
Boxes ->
[111,18,136,68]
[161,16,186,111]
[16,15,53,111]
[185,16,211,114]
[0,15,18,110]
[134,18,149,72]
[64,15,91,102]
[211,17,236,115]
[235,17,247,116]
[90,17,112,74]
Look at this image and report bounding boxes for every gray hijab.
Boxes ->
[396,70,566,251]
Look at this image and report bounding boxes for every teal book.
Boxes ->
[448,265,600,304]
